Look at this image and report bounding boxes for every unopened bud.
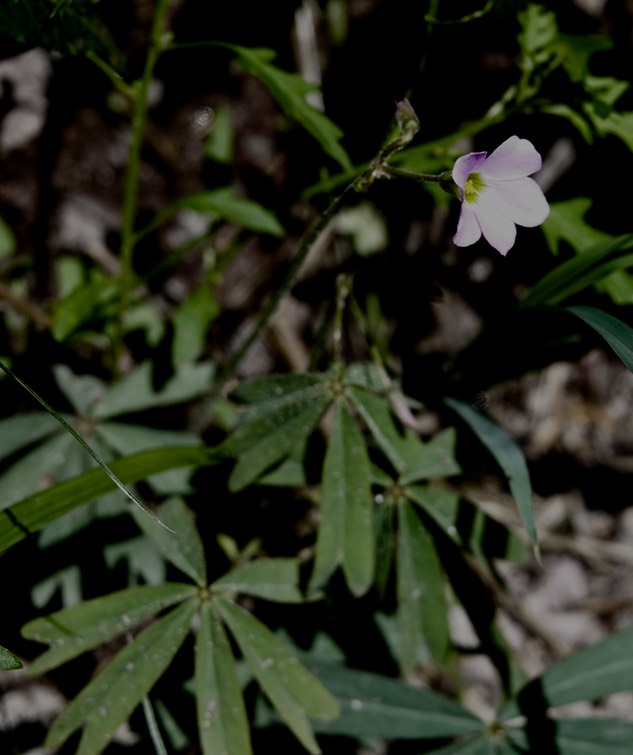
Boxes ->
[395,99,420,141]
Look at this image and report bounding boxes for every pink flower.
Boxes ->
[452,136,549,255]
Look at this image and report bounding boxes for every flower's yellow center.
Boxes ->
[464,172,486,203]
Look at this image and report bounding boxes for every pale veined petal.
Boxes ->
[487,177,550,227]
[472,191,517,255]
[480,135,542,180]
[453,203,482,247]
[452,151,487,190]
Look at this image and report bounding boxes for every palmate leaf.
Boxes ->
[306,660,483,740]
[502,624,633,720]
[444,398,537,548]
[22,583,196,675]
[46,599,197,754]
[0,445,214,555]
[212,558,304,603]
[226,45,351,171]
[215,597,339,755]
[132,498,207,586]
[310,401,374,596]
[195,603,253,755]
[397,502,449,674]
[0,644,22,670]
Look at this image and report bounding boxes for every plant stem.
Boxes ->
[113,0,171,373]
[221,182,357,379]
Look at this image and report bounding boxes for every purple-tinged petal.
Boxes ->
[452,151,488,189]
[487,177,549,227]
[480,136,542,180]
[472,193,517,255]
[453,203,482,247]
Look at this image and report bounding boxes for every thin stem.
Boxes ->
[332,273,353,365]
[141,695,168,755]
[220,182,357,380]
[113,0,171,372]
[384,166,450,183]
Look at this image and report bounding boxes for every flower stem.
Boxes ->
[221,183,357,380]
[113,0,171,374]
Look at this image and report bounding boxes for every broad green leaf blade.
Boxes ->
[173,187,284,237]
[311,402,374,596]
[195,603,253,755]
[46,599,197,753]
[444,398,537,547]
[52,277,119,341]
[306,661,483,739]
[502,624,633,720]
[213,559,304,603]
[399,428,462,484]
[22,583,196,675]
[522,234,633,308]
[205,104,235,164]
[227,45,351,170]
[568,305,633,372]
[507,718,633,755]
[228,393,331,491]
[397,502,449,674]
[216,598,339,754]
[132,498,207,586]
[0,446,214,556]
[428,736,496,754]
[93,361,215,419]
[0,645,22,670]
[172,283,220,367]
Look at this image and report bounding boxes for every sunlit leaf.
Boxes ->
[311,401,374,596]
[22,583,196,675]
[132,498,207,586]
[195,603,253,755]
[444,398,537,547]
[46,599,197,752]
[216,597,339,754]
[213,559,304,603]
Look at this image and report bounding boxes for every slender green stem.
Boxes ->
[141,695,168,755]
[333,273,353,365]
[221,183,357,380]
[113,0,172,372]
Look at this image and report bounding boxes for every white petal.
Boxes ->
[452,151,487,190]
[481,136,542,180]
[488,177,549,227]
[453,203,482,247]
[472,194,517,255]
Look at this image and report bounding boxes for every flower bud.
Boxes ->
[395,99,420,142]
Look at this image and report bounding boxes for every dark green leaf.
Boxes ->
[306,661,483,739]
[132,498,207,586]
[0,446,214,556]
[227,45,351,170]
[22,583,196,675]
[0,412,59,462]
[444,398,537,546]
[406,485,461,543]
[216,598,339,754]
[195,603,253,755]
[428,735,496,754]
[0,645,22,670]
[507,717,633,755]
[568,305,633,372]
[213,559,304,603]
[205,104,235,164]
[46,599,197,752]
[230,373,327,405]
[310,402,374,596]
[397,502,449,673]
[502,624,633,719]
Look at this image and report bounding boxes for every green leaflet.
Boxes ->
[310,401,374,596]
[0,644,22,670]
[216,597,339,754]
[444,398,537,548]
[0,445,214,555]
[195,603,253,755]
[506,718,633,755]
[502,624,633,719]
[132,498,207,586]
[397,502,449,674]
[226,45,351,171]
[568,305,633,373]
[212,558,304,603]
[22,583,196,675]
[306,660,483,740]
[46,599,197,753]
